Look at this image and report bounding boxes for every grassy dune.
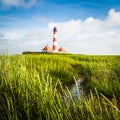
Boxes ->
[0,54,120,119]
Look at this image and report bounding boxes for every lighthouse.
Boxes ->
[42,27,67,53]
[53,27,58,52]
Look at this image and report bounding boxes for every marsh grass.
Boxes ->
[0,54,120,119]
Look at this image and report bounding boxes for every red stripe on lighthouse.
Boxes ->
[53,38,57,42]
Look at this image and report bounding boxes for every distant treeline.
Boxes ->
[22,51,72,55]
[23,51,47,54]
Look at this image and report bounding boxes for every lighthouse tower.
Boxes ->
[53,27,58,52]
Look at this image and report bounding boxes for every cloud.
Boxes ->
[107,9,120,26]
[0,9,120,54]
[0,33,4,38]
[0,15,52,29]
[0,29,52,54]
[1,0,21,6]
[48,9,120,54]
[1,0,38,8]
[49,9,120,35]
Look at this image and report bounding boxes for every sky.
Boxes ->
[0,0,120,54]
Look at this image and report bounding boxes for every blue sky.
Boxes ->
[0,0,120,54]
[1,0,120,22]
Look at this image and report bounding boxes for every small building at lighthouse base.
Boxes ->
[42,45,67,53]
[42,45,53,53]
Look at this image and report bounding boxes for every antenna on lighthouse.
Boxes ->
[53,27,58,52]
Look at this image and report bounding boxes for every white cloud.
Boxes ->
[1,0,37,8]
[0,9,120,54]
[107,9,120,26]
[47,9,120,54]
[1,0,20,6]
[0,29,53,54]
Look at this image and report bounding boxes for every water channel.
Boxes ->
[70,79,84,97]
[62,79,85,102]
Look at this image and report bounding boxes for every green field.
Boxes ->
[0,54,120,120]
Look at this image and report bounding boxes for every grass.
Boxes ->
[0,54,120,119]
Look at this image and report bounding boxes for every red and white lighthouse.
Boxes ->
[53,27,58,52]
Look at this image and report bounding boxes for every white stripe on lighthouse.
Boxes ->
[53,34,57,38]
[53,41,58,46]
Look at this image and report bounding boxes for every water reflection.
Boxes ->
[70,79,84,99]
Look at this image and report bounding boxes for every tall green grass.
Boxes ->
[0,54,120,119]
